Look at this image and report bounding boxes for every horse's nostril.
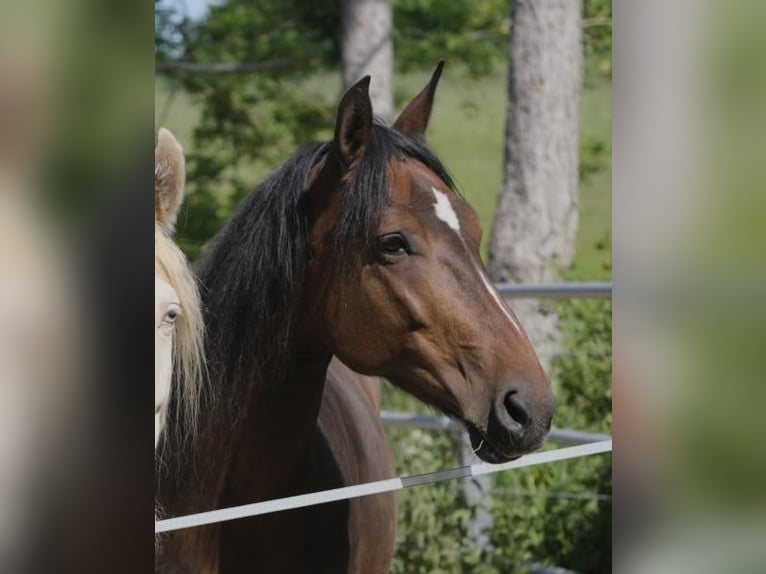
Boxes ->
[504,391,531,426]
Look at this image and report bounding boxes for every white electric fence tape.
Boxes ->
[155,439,612,534]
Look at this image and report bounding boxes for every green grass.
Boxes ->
[574,75,612,279]
[155,69,611,278]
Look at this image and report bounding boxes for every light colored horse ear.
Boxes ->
[392,60,445,140]
[155,128,186,234]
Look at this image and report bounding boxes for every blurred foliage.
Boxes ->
[394,0,509,78]
[583,0,612,80]
[580,135,610,181]
[385,298,612,572]
[155,0,339,257]
[155,0,611,259]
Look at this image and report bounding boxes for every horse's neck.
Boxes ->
[257,351,332,452]
[223,345,333,499]
[159,347,333,570]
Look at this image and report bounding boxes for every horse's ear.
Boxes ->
[334,76,373,169]
[155,128,186,234]
[393,60,444,139]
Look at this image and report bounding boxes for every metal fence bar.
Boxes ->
[380,411,610,446]
[381,411,462,432]
[155,440,612,533]
[495,282,612,299]
[546,428,612,446]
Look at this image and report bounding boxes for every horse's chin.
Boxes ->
[466,424,523,464]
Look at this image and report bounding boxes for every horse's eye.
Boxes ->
[162,305,181,325]
[377,233,411,256]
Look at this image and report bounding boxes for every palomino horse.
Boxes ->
[154,128,205,451]
[156,63,555,573]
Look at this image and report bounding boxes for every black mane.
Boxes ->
[196,123,455,414]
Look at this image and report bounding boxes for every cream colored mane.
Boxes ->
[155,225,205,443]
[155,128,205,448]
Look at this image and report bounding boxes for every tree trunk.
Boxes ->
[489,0,582,370]
[341,0,394,122]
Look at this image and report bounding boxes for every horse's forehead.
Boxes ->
[155,229,186,290]
[389,159,482,242]
[389,159,450,206]
[154,258,171,285]
[155,275,177,304]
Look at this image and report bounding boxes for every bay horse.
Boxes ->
[156,63,555,573]
[154,128,205,451]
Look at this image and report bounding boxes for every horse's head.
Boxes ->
[305,64,555,463]
[154,128,203,450]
